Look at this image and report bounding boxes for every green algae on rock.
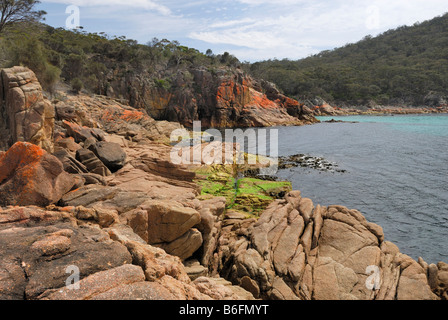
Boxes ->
[195,167,292,215]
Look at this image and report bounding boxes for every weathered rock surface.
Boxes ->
[214,193,441,300]
[193,277,256,300]
[88,141,127,172]
[0,67,445,301]
[0,206,254,301]
[61,120,106,144]
[0,67,55,152]
[106,66,318,128]
[42,264,171,300]
[0,207,132,300]
[54,94,182,144]
[75,148,112,177]
[0,142,75,207]
[119,200,202,261]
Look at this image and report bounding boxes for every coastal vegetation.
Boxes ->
[0,20,241,93]
[0,0,45,34]
[248,13,448,107]
[2,3,447,111]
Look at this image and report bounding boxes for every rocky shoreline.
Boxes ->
[0,67,447,300]
[309,101,448,117]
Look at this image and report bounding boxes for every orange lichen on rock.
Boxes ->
[119,109,145,122]
[216,80,251,108]
[0,143,46,205]
[62,120,83,132]
[278,96,300,108]
[0,142,45,184]
[0,142,75,206]
[216,80,235,103]
[101,106,145,123]
[100,109,116,123]
[248,90,279,109]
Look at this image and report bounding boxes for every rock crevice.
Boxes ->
[0,67,446,301]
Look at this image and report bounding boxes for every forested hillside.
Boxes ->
[0,23,316,128]
[0,23,241,94]
[249,13,448,107]
[2,12,447,110]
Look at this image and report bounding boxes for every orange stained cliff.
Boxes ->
[0,142,46,196]
[249,90,279,109]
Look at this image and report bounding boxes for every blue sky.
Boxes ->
[38,0,448,62]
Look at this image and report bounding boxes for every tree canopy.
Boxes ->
[0,22,242,93]
[1,9,447,108]
[0,0,46,34]
[248,13,448,107]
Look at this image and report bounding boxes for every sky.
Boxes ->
[37,0,448,62]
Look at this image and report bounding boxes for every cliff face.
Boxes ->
[109,67,318,128]
[0,67,446,301]
[0,67,55,152]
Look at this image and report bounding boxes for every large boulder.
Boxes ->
[216,192,441,300]
[0,207,132,300]
[88,141,127,172]
[0,67,55,152]
[75,148,111,176]
[0,142,75,207]
[121,200,203,261]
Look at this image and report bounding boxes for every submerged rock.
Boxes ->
[278,154,346,173]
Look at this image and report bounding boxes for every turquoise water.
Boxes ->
[317,114,448,137]
[273,114,448,263]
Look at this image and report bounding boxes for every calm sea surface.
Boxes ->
[271,114,448,264]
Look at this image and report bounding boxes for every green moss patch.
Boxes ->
[195,167,292,215]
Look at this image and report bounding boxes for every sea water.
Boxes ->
[273,114,448,264]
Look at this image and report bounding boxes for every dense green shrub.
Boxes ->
[71,77,83,93]
[249,13,448,106]
[5,32,61,92]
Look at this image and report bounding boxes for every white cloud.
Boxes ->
[191,30,280,49]
[40,0,448,61]
[209,18,256,29]
[237,0,307,5]
[188,0,448,61]
[42,0,172,15]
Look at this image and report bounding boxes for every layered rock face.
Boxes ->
[0,207,252,300]
[54,94,183,145]
[0,67,446,301]
[0,67,55,152]
[212,194,444,300]
[109,67,318,128]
